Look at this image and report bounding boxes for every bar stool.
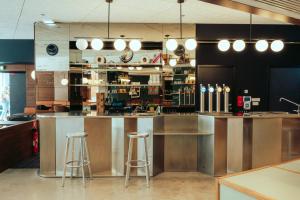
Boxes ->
[125,132,150,187]
[61,132,92,187]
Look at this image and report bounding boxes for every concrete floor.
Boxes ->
[0,169,216,200]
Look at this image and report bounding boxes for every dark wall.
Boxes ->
[196,24,300,112]
[9,73,26,114]
[0,40,34,64]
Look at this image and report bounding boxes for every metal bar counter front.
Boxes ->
[38,112,300,177]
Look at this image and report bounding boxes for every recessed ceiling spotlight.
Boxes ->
[91,39,104,51]
[271,40,284,52]
[233,40,246,52]
[255,40,269,52]
[218,40,230,52]
[41,14,55,25]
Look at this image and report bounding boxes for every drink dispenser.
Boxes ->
[208,84,214,113]
[199,84,206,113]
[215,84,222,113]
[223,84,231,113]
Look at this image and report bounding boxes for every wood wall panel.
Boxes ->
[36,72,54,101]
[39,118,56,176]
[25,65,36,107]
[84,118,112,175]
[0,121,35,173]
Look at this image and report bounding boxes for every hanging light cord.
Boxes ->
[180,1,183,39]
[249,14,252,42]
[107,0,111,39]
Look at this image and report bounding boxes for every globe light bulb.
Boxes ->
[185,39,197,51]
[114,39,126,51]
[271,40,284,52]
[31,70,36,80]
[129,39,142,51]
[76,39,88,50]
[255,40,269,52]
[169,59,177,67]
[218,40,230,52]
[190,59,196,67]
[233,40,246,52]
[166,39,178,51]
[91,39,104,51]
[82,78,88,84]
[61,78,69,86]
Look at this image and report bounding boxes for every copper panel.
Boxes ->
[153,135,164,176]
[163,115,198,134]
[227,118,244,173]
[282,118,300,161]
[164,135,198,172]
[214,118,228,176]
[242,119,253,171]
[84,118,112,175]
[124,118,137,176]
[252,118,282,168]
[39,117,56,176]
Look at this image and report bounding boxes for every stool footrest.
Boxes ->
[126,160,150,168]
[66,160,90,168]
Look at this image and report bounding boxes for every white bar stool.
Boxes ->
[61,132,92,187]
[125,132,150,187]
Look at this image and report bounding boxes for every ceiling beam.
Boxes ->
[199,0,300,25]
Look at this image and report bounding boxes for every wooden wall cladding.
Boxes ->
[84,118,112,175]
[36,72,54,101]
[0,121,35,172]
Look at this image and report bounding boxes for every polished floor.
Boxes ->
[0,169,216,200]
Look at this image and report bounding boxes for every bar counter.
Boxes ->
[37,112,300,177]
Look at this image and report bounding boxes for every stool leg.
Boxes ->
[62,137,70,187]
[125,138,133,187]
[84,138,93,179]
[71,137,75,178]
[144,137,150,187]
[80,137,85,186]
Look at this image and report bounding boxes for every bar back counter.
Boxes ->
[38,112,300,177]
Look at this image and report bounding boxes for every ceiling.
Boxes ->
[0,0,287,39]
[232,0,300,19]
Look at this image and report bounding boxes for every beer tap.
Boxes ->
[223,84,230,113]
[199,84,206,113]
[215,84,222,113]
[208,84,214,113]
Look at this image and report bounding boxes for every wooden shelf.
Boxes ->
[70,63,163,66]
[69,84,162,87]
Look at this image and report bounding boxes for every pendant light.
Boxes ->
[166,39,178,51]
[233,40,246,52]
[271,40,284,52]
[218,40,230,52]
[91,38,104,51]
[185,39,197,51]
[169,59,177,67]
[76,39,88,50]
[255,40,268,52]
[31,70,36,80]
[129,39,142,51]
